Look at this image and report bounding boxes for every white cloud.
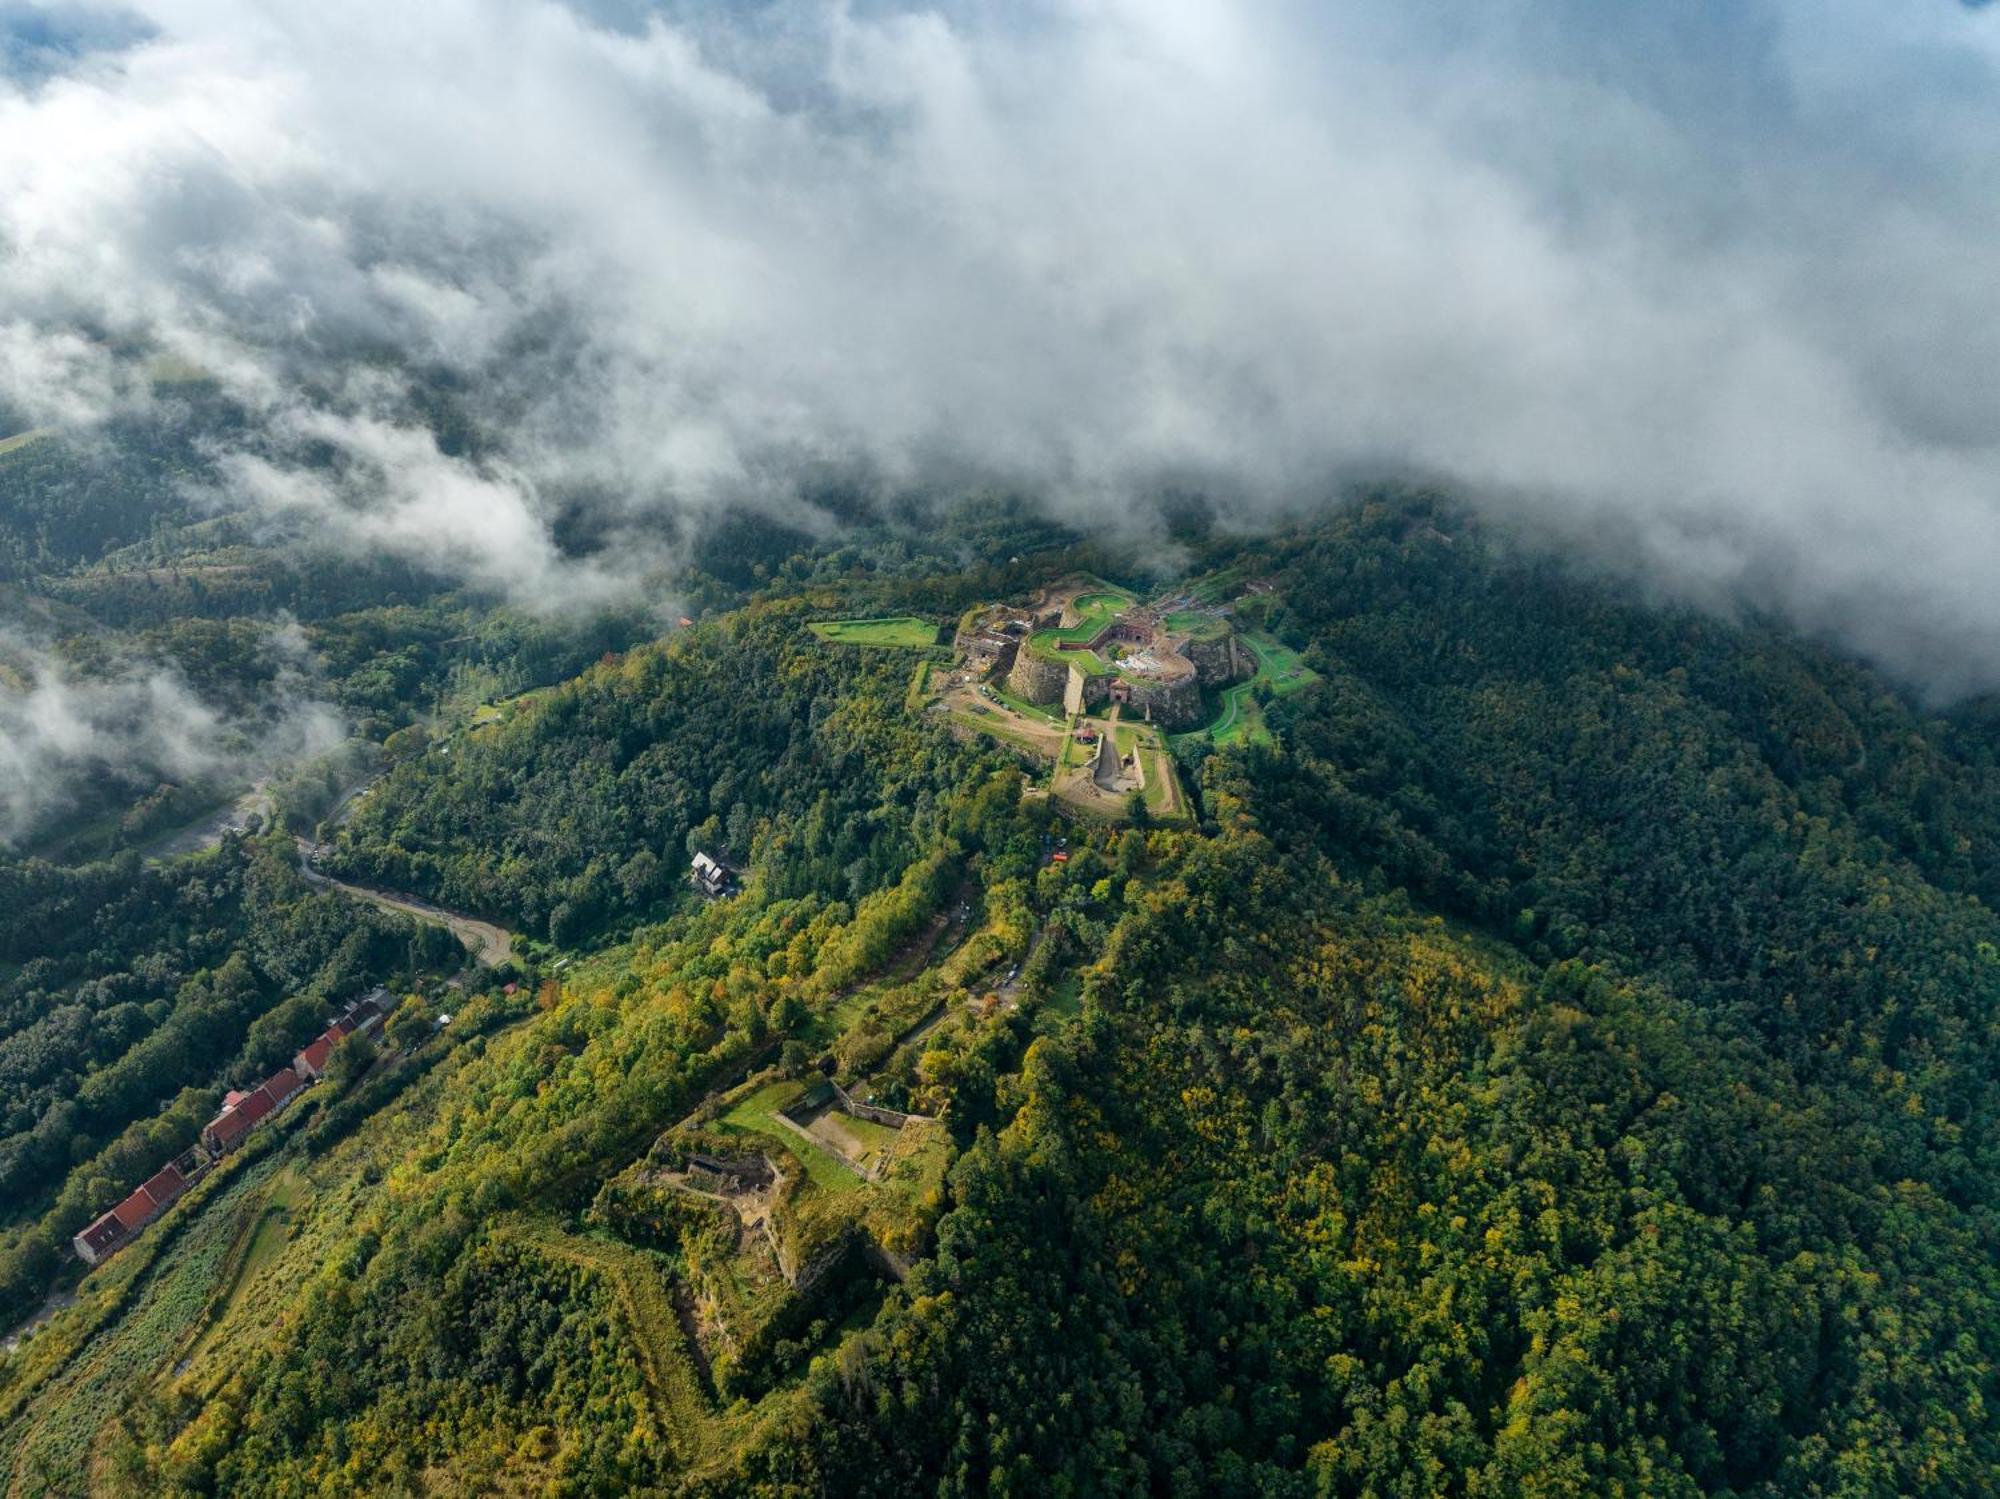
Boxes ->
[0,1,1997,685]
[0,630,345,847]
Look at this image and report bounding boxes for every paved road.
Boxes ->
[294,840,514,967]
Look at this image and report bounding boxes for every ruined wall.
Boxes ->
[828,1079,932,1129]
[1008,648,1068,705]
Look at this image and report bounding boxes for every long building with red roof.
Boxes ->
[72,1158,198,1267]
[72,989,394,1269]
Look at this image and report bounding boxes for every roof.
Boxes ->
[110,1190,154,1232]
[296,1034,335,1076]
[260,1067,304,1108]
[205,1085,276,1149]
[692,851,724,877]
[140,1162,188,1205]
[77,1212,126,1253]
[204,1108,254,1150]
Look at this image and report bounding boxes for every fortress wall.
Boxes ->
[1126,672,1203,729]
[1008,649,1069,705]
[1183,633,1244,686]
[1075,668,1110,712]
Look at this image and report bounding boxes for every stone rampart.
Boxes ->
[1125,672,1203,729]
[1182,633,1244,686]
[1007,649,1069,705]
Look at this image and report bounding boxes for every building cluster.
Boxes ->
[72,990,391,1268]
[1006,600,1245,729]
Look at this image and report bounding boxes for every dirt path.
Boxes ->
[0,1290,74,1357]
[994,924,1051,1010]
[294,840,513,967]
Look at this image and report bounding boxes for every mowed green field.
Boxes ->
[1164,610,1228,639]
[808,617,941,648]
[717,1080,862,1192]
[1024,588,1136,672]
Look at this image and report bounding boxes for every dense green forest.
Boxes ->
[3,494,1999,1495]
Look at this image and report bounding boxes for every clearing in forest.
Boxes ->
[0,428,53,457]
[718,1081,865,1192]
[808,617,942,648]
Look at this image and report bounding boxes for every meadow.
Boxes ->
[807,617,941,648]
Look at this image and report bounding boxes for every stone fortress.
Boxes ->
[988,583,1250,730]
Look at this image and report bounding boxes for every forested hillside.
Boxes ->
[3,498,1998,1495]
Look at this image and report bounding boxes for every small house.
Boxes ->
[691,851,730,897]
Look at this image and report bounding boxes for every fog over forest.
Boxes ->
[2,0,1999,688]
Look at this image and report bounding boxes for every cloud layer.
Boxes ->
[1,2,1999,687]
[0,628,344,847]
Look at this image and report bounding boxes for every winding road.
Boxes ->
[294,839,514,967]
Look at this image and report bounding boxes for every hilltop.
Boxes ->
[1,499,1998,1494]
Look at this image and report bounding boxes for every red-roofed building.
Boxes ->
[293,992,388,1081]
[202,1079,278,1153]
[293,1030,338,1081]
[260,1066,304,1111]
[72,1160,193,1266]
[73,1210,128,1266]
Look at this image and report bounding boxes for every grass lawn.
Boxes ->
[951,706,1051,760]
[1175,633,1320,749]
[717,1081,862,1193]
[821,1111,903,1172]
[1244,633,1314,692]
[1040,975,1084,1021]
[1069,590,1135,615]
[991,684,1065,724]
[1023,588,1136,673]
[1164,610,1228,638]
[1184,561,1252,603]
[470,686,554,733]
[809,617,940,648]
[1139,749,1180,814]
[0,427,54,457]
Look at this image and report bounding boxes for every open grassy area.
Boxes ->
[1023,588,1137,673]
[1139,748,1180,814]
[1186,632,1320,748]
[717,1081,862,1193]
[0,427,54,457]
[1164,610,1229,639]
[808,617,941,648]
[1184,561,1253,603]
[950,707,1049,760]
[990,684,1065,724]
[470,685,554,733]
[1069,590,1134,615]
[812,1110,903,1174]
